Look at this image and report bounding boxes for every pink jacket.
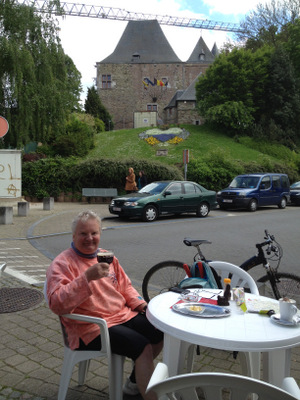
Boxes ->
[46,248,145,350]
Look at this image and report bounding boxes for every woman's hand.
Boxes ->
[135,303,148,314]
[85,262,110,282]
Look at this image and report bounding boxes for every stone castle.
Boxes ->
[95,20,218,129]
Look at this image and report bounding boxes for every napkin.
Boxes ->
[171,297,217,309]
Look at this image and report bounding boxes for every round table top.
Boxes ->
[147,290,300,352]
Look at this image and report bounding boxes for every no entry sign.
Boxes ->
[0,116,9,138]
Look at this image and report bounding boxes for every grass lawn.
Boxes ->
[87,124,289,167]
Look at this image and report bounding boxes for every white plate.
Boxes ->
[172,302,231,318]
[270,313,300,327]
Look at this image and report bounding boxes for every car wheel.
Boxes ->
[142,205,158,222]
[196,202,210,218]
[278,197,287,209]
[248,199,257,212]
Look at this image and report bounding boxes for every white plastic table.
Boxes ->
[146,290,300,386]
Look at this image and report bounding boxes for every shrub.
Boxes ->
[187,150,243,191]
[22,157,183,198]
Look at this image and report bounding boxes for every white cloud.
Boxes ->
[202,0,267,16]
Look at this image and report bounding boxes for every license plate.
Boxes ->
[113,207,121,211]
[223,199,233,203]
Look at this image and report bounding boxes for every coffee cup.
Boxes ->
[279,297,297,322]
[97,251,114,264]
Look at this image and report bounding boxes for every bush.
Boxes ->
[187,150,243,191]
[22,157,183,198]
[186,149,300,191]
[22,157,78,199]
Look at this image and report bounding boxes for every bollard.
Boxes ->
[18,201,29,217]
[43,197,54,210]
[0,207,13,225]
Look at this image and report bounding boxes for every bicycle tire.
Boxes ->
[258,272,300,304]
[142,260,186,303]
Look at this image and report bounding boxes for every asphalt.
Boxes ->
[0,200,299,399]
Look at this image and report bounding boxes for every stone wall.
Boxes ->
[96,62,211,129]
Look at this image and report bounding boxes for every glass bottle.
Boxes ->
[223,278,231,302]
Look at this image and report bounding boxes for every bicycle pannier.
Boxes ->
[178,261,220,289]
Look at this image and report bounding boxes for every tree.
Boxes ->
[52,113,95,157]
[237,0,300,45]
[263,46,300,144]
[0,0,82,148]
[84,86,113,131]
[195,47,271,134]
[283,19,300,79]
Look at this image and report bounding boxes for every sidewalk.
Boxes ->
[0,201,299,399]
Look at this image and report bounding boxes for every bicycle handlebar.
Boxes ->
[256,230,281,260]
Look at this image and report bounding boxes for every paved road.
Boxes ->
[1,202,299,285]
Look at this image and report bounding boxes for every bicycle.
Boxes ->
[142,230,300,304]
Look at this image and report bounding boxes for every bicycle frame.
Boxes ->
[239,242,281,299]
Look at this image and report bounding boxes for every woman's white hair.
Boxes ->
[71,210,101,234]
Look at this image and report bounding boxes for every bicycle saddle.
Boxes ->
[183,238,212,247]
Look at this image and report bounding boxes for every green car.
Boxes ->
[109,180,217,222]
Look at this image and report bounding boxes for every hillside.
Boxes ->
[87,124,299,171]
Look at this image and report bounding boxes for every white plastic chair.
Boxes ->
[146,362,300,400]
[208,261,259,295]
[181,261,259,377]
[0,263,6,278]
[43,281,125,400]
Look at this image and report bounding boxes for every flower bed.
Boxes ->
[140,127,189,146]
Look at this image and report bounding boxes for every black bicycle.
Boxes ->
[142,230,300,303]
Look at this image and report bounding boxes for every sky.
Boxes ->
[54,0,269,104]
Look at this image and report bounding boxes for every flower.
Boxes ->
[145,136,160,145]
[168,136,184,144]
[141,127,189,145]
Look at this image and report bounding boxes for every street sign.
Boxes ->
[183,149,189,180]
[183,149,189,164]
[0,116,9,138]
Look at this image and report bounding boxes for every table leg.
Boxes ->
[262,349,291,386]
[239,352,261,380]
[162,334,183,376]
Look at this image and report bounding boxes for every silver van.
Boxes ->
[217,173,290,211]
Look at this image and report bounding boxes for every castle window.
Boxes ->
[199,49,205,61]
[132,53,140,61]
[102,75,111,89]
[147,104,157,111]
[162,77,168,86]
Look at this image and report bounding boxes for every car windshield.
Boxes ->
[291,182,300,189]
[229,176,260,189]
[139,182,169,194]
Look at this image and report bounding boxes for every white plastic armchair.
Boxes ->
[43,280,125,400]
[208,261,259,295]
[146,362,300,400]
[0,263,6,278]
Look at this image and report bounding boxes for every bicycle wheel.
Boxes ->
[258,272,300,304]
[142,261,186,303]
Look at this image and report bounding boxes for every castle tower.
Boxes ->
[96,21,215,129]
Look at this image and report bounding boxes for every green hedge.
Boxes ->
[22,152,300,199]
[22,157,183,199]
[186,149,300,192]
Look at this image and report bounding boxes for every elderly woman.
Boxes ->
[46,210,163,400]
[125,167,137,193]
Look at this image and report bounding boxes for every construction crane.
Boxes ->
[16,0,242,33]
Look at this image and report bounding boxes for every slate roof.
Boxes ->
[164,90,184,109]
[100,20,182,64]
[186,36,215,63]
[164,74,202,109]
[178,74,201,101]
[211,42,220,57]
